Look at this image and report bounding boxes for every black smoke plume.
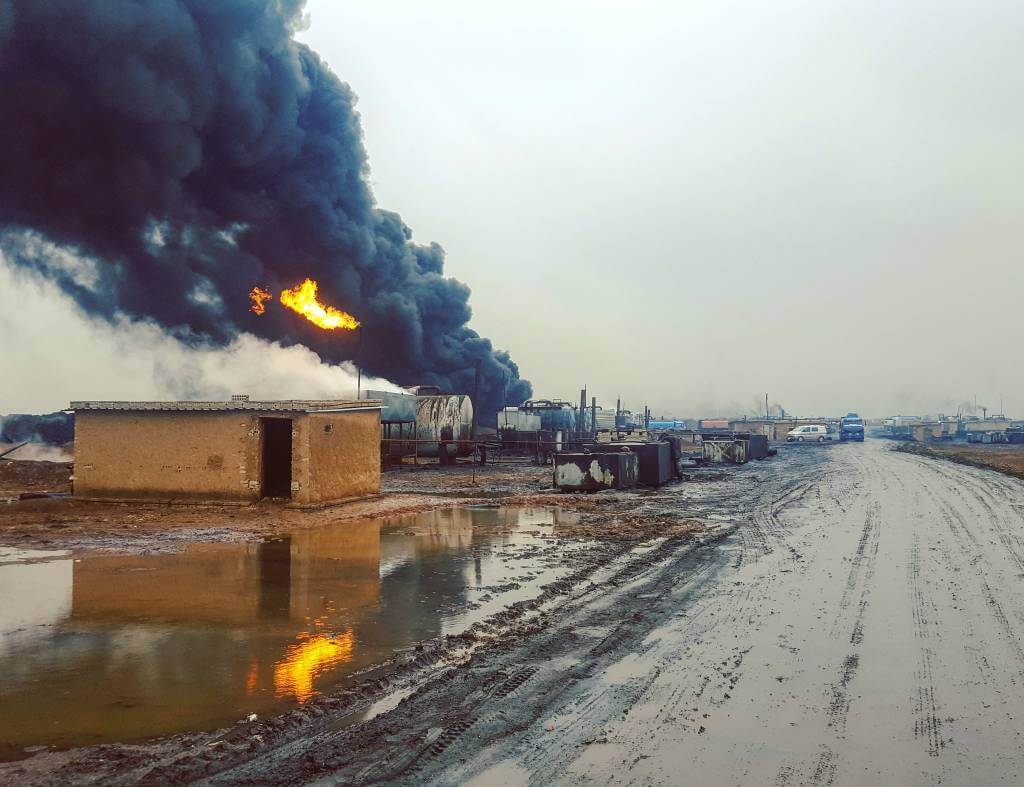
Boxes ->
[0,0,530,415]
[0,412,74,447]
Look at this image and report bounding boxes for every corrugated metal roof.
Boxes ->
[69,400,381,413]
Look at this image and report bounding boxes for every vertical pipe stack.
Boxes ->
[579,388,587,441]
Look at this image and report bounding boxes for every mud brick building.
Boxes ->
[70,399,381,504]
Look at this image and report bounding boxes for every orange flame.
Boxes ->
[249,286,273,315]
[278,278,360,331]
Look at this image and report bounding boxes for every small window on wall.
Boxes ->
[324,424,333,434]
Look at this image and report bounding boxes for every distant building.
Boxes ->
[728,418,839,441]
[70,399,381,504]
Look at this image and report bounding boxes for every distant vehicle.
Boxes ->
[786,425,833,443]
[840,423,865,441]
[840,412,865,442]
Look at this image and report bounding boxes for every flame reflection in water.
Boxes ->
[273,631,355,702]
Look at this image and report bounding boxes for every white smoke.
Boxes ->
[148,329,402,401]
[0,442,71,462]
[0,251,401,413]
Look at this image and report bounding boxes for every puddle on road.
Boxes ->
[0,506,584,752]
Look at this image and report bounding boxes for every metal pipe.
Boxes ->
[0,441,29,460]
[579,387,587,441]
[356,325,363,400]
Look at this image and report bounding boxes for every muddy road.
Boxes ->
[8,440,1024,784]
[214,440,1024,785]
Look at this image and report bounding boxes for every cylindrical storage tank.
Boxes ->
[497,407,541,432]
[415,395,474,458]
[521,400,577,432]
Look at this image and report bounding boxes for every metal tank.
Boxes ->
[497,407,542,432]
[520,399,577,432]
[415,394,474,458]
[592,407,617,430]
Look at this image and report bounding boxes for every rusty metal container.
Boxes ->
[415,394,474,458]
[734,433,769,459]
[597,442,673,486]
[702,439,748,464]
[554,452,638,491]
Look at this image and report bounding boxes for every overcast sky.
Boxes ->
[3,0,1023,418]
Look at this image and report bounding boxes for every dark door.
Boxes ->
[260,418,293,498]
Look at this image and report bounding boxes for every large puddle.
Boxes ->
[0,506,584,752]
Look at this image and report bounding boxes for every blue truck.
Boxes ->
[840,412,865,442]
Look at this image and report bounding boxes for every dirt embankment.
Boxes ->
[0,458,72,496]
[896,441,1024,480]
[0,460,707,553]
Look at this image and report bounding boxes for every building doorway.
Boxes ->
[260,418,293,499]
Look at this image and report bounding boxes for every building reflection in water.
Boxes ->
[0,506,558,748]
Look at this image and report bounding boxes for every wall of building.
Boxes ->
[299,409,381,504]
[74,411,263,501]
[963,419,1010,433]
[74,407,380,504]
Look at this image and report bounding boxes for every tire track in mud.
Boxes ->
[926,460,1024,575]
[920,472,1024,681]
[823,494,879,739]
[313,448,1024,785]
[530,449,848,787]
[893,448,1024,762]
[781,446,1024,784]
[456,452,832,786]
[830,499,880,640]
[818,451,881,745]
[510,558,758,785]
[871,459,944,762]
[203,522,745,786]
[889,453,972,760]
[733,472,813,568]
[776,450,890,786]
[906,531,943,757]
[43,442,1024,786]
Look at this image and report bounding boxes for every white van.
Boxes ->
[786,425,833,442]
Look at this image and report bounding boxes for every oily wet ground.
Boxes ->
[382,440,1024,786]
[17,439,1024,785]
[0,506,594,754]
[0,464,560,554]
[0,449,808,783]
